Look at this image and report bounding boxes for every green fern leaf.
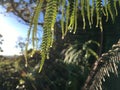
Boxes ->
[25,0,43,67]
[107,0,116,22]
[81,0,86,29]
[65,1,70,35]
[86,0,92,28]
[61,0,65,39]
[96,0,103,31]
[39,0,57,72]
[88,41,120,90]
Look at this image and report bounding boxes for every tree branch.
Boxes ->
[9,0,43,25]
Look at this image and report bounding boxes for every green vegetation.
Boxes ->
[0,0,120,90]
[0,34,3,52]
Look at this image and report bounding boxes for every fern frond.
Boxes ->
[65,1,70,35]
[39,0,57,72]
[61,0,65,39]
[86,0,92,28]
[64,45,84,65]
[73,0,78,34]
[81,0,86,29]
[32,0,43,49]
[96,0,103,31]
[64,40,99,65]
[118,0,120,5]
[25,25,32,67]
[107,0,116,22]
[104,0,109,22]
[91,0,95,24]
[114,0,118,16]
[87,48,99,59]
[82,40,120,90]
[68,0,78,34]
[25,0,43,67]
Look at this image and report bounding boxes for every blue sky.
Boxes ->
[0,5,29,55]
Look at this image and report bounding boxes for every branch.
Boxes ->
[8,0,43,25]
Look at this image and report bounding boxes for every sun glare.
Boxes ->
[0,6,28,56]
[0,15,21,55]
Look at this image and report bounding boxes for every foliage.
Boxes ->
[26,0,120,72]
[0,56,24,90]
[0,34,3,52]
[0,40,120,90]
[82,40,120,90]
[1,0,120,72]
[16,37,26,55]
[0,52,87,90]
[0,0,120,90]
[63,40,100,65]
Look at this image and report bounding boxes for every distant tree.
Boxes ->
[0,34,3,52]
[16,37,25,55]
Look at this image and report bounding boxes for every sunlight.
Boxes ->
[0,6,28,56]
[0,15,20,55]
